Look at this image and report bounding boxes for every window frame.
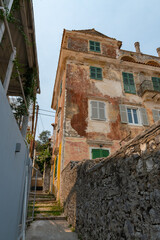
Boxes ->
[126,105,142,126]
[89,100,107,121]
[90,66,103,80]
[90,147,110,159]
[89,40,101,53]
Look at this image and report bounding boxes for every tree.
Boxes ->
[35,130,52,174]
[36,130,51,152]
[39,130,51,144]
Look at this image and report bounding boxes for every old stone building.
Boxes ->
[51,28,160,199]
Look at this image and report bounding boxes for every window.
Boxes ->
[152,109,160,122]
[57,111,61,130]
[90,66,102,80]
[119,105,149,126]
[55,156,58,178]
[89,40,101,52]
[152,77,160,92]
[127,108,139,125]
[90,101,106,121]
[56,99,58,112]
[91,148,109,159]
[122,72,136,94]
[60,81,62,96]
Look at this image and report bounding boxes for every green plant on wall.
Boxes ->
[10,66,37,122]
[0,0,30,43]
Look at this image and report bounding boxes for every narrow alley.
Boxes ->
[26,192,79,240]
[26,220,79,240]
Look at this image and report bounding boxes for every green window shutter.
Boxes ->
[55,156,58,178]
[90,67,96,79]
[60,81,62,96]
[122,72,130,92]
[140,108,149,126]
[92,149,101,159]
[152,109,160,122]
[152,77,160,92]
[96,68,102,80]
[102,149,109,157]
[128,74,136,94]
[89,41,95,51]
[90,66,102,80]
[122,72,136,94]
[95,42,100,52]
[119,104,128,123]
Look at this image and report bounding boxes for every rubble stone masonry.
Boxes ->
[61,120,160,240]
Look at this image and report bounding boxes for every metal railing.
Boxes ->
[139,80,155,96]
[17,162,38,240]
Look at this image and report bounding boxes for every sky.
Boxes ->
[32,0,160,139]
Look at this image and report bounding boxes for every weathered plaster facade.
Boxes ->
[51,29,160,199]
[61,120,160,240]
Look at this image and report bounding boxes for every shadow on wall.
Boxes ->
[62,120,160,240]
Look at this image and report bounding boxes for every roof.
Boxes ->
[72,28,116,40]
[0,0,40,96]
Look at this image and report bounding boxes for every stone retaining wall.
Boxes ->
[61,121,160,239]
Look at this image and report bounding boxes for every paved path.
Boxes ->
[26,220,79,240]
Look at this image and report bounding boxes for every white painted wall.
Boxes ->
[0,81,30,240]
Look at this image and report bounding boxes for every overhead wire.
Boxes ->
[38,113,55,117]
[39,108,56,113]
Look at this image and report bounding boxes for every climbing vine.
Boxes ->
[0,0,37,123]
[11,66,37,118]
[0,0,29,43]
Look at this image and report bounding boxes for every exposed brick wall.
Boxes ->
[102,43,117,58]
[68,37,88,52]
[61,120,160,240]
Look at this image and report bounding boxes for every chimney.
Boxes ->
[156,48,160,57]
[134,42,141,53]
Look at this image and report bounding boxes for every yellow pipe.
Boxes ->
[57,143,62,200]
[52,156,56,194]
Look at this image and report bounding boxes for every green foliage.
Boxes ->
[0,0,29,43]
[10,67,37,119]
[35,131,52,174]
[38,130,51,145]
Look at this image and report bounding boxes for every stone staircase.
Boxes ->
[28,192,65,220]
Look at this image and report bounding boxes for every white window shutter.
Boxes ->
[99,102,106,120]
[119,104,128,123]
[91,101,98,119]
[140,108,149,126]
[152,109,159,122]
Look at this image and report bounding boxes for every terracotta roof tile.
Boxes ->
[72,28,116,40]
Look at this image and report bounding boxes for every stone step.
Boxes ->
[33,215,66,221]
[29,203,59,207]
[29,198,56,202]
[30,193,55,198]
[28,206,63,212]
